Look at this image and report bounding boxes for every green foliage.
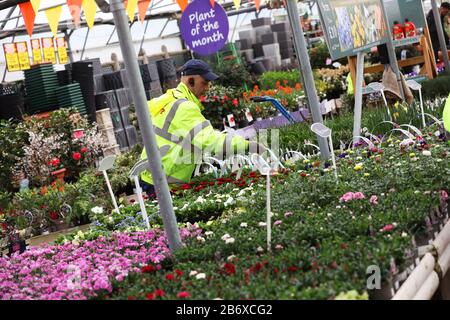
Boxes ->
[0,120,28,192]
[422,74,450,99]
[109,146,142,193]
[309,41,347,70]
[212,58,252,89]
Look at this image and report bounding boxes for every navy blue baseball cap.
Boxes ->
[180,59,219,81]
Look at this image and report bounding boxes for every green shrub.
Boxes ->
[258,70,302,89]
[422,74,450,99]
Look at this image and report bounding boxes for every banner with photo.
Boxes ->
[16,41,31,70]
[31,38,43,64]
[42,37,56,64]
[318,0,389,60]
[56,37,68,64]
[3,43,20,72]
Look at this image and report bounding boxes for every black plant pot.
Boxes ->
[8,240,27,256]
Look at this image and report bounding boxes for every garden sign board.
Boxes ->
[318,0,389,60]
[180,0,229,56]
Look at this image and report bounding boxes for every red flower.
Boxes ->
[181,184,191,190]
[254,263,263,272]
[340,243,348,249]
[177,291,190,299]
[175,269,184,276]
[155,289,165,297]
[300,172,307,177]
[72,152,81,161]
[288,266,299,273]
[51,158,60,167]
[146,293,155,300]
[1,223,8,230]
[200,96,206,103]
[195,186,204,192]
[80,147,88,153]
[49,211,58,220]
[329,261,338,269]
[381,224,394,232]
[213,95,218,101]
[40,204,46,209]
[141,265,156,273]
[223,95,229,101]
[273,267,279,274]
[127,296,136,300]
[232,98,238,106]
[165,273,174,281]
[223,263,236,275]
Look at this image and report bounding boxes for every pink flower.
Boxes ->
[284,212,293,218]
[274,220,282,226]
[369,195,378,205]
[381,224,394,232]
[353,192,366,200]
[177,291,190,299]
[440,190,448,201]
[339,192,354,202]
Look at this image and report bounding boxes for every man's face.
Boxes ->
[440,7,450,17]
[190,75,211,98]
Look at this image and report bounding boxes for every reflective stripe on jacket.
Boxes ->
[444,93,450,133]
[140,82,249,185]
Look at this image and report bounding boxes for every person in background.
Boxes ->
[426,2,450,61]
[139,59,266,196]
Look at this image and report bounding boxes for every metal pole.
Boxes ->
[109,0,182,251]
[285,0,330,160]
[381,0,405,101]
[353,52,365,146]
[431,0,450,70]
[106,26,116,45]
[80,28,90,60]
[0,6,16,30]
[139,19,150,53]
[64,30,74,63]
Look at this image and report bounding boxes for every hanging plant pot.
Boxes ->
[50,168,66,183]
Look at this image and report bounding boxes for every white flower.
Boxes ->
[224,197,235,207]
[195,196,206,204]
[237,189,246,197]
[206,221,214,226]
[227,255,236,262]
[221,234,231,240]
[258,222,267,227]
[422,150,431,156]
[196,273,206,280]
[225,237,235,244]
[434,130,441,137]
[189,270,198,277]
[240,222,248,228]
[108,216,114,223]
[401,232,408,238]
[91,206,103,214]
[205,231,213,236]
[180,203,189,211]
[256,246,264,253]
[196,236,205,243]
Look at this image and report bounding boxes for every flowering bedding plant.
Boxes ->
[0,226,201,300]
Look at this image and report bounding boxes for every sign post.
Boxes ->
[98,155,120,214]
[311,122,338,181]
[110,0,182,251]
[180,0,229,56]
[286,0,330,160]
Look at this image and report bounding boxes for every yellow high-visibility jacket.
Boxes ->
[140,82,249,185]
[444,93,450,133]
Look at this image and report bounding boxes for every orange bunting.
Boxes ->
[176,0,188,12]
[254,0,261,12]
[138,0,151,23]
[66,0,82,27]
[210,0,215,8]
[19,2,36,36]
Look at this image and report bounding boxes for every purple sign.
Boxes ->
[180,0,229,56]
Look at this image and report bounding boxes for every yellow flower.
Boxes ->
[364,173,370,177]
[409,153,415,158]
[303,159,310,164]
[354,163,363,171]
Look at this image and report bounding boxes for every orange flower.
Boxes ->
[295,83,302,90]
[41,186,47,195]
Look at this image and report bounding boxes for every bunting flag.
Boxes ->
[126,0,138,22]
[254,0,261,12]
[210,0,215,8]
[82,0,97,29]
[138,0,151,23]
[19,2,36,36]
[67,0,82,27]
[30,0,40,13]
[176,0,188,12]
[233,0,241,10]
[45,6,63,37]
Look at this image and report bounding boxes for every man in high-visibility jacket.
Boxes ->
[140,59,264,193]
